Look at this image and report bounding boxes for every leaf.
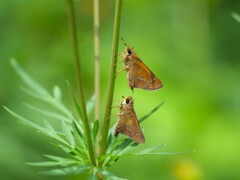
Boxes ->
[100,169,127,180]
[24,103,72,123]
[66,80,83,120]
[4,106,46,133]
[137,144,166,154]
[130,150,195,156]
[44,155,79,164]
[27,156,79,167]
[43,120,70,146]
[10,59,73,119]
[139,100,165,123]
[72,122,86,149]
[10,58,50,97]
[86,95,95,116]
[53,86,62,101]
[62,121,76,146]
[4,106,71,148]
[40,165,90,175]
[27,161,62,167]
[231,12,240,23]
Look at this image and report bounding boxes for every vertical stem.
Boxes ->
[100,0,123,156]
[93,0,100,121]
[66,0,96,166]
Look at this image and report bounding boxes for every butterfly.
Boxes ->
[114,96,145,143]
[120,45,163,90]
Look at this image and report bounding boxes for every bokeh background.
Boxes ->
[1,0,240,179]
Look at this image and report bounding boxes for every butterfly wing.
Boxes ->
[127,59,163,90]
[114,107,145,143]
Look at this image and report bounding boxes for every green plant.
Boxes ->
[4,0,191,179]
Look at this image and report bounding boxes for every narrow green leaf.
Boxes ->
[21,86,74,121]
[100,169,127,180]
[10,58,50,97]
[53,86,62,101]
[4,106,71,148]
[22,86,73,120]
[115,138,135,152]
[86,95,95,116]
[44,120,71,146]
[21,87,49,102]
[66,81,83,120]
[72,122,86,148]
[232,12,240,23]
[11,59,73,119]
[130,150,195,156]
[27,158,79,167]
[40,165,90,175]
[27,161,61,167]
[44,155,79,165]
[4,106,46,132]
[24,103,72,123]
[137,144,166,154]
[139,100,165,123]
[44,120,57,136]
[62,121,76,146]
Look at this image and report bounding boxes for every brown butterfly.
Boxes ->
[114,96,145,143]
[120,45,163,90]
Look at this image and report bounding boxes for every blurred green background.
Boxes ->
[1,0,240,179]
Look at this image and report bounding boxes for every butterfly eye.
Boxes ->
[125,98,130,104]
[127,49,132,55]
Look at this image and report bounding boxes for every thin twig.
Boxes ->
[100,0,123,156]
[93,0,100,121]
[66,0,96,166]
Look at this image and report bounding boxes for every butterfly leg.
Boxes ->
[117,59,125,64]
[116,65,128,77]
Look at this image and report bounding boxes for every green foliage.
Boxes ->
[4,59,187,179]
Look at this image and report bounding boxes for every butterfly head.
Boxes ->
[123,46,138,62]
[120,96,134,108]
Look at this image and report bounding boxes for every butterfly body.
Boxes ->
[114,96,145,143]
[123,47,163,90]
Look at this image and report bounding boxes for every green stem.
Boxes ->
[66,0,96,166]
[93,0,100,121]
[100,0,123,156]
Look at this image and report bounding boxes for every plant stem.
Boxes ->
[93,0,100,121]
[100,0,123,156]
[66,0,96,166]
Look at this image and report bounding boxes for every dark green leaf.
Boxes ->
[72,122,86,149]
[139,100,165,123]
[66,81,83,120]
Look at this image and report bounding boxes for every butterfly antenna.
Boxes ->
[121,37,128,47]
